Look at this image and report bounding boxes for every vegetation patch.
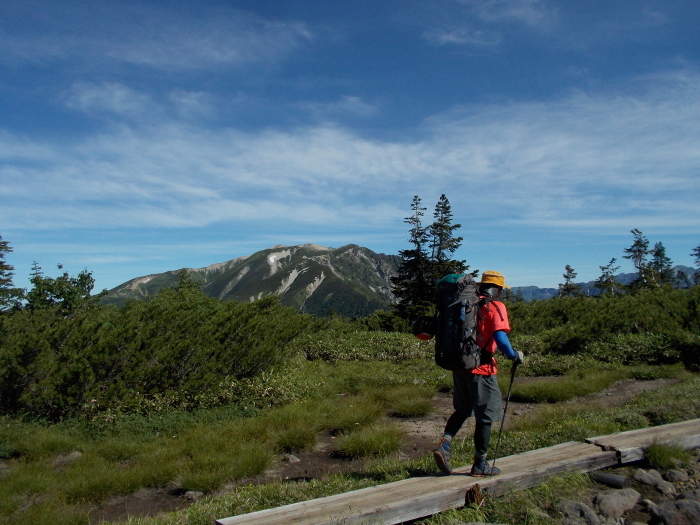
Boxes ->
[509,367,626,403]
[643,442,694,470]
[334,423,404,458]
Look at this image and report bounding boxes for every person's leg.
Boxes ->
[468,374,503,476]
[434,372,473,475]
[473,420,492,463]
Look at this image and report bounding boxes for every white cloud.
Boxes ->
[422,27,501,46]
[302,96,379,119]
[460,0,551,26]
[64,82,154,117]
[169,90,215,120]
[422,0,554,47]
[2,71,699,237]
[0,2,312,70]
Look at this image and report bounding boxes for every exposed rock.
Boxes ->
[678,489,700,502]
[650,499,700,525]
[655,480,677,496]
[633,468,664,486]
[632,468,678,495]
[642,498,660,514]
[664,469,690,483]
[556,500,601,525]
[593,488,641,519]
[184,490,204,502]
[283,454,301,463]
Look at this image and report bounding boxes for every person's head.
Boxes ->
[478,270,509,299]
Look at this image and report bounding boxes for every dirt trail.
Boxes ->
[89,377,678,523]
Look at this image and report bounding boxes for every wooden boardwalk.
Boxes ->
[216,418,700,525]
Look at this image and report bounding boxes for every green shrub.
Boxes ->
[586,333,681,365]
[0,291,311,419]
[299,330,429,363]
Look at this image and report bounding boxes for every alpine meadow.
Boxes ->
[1,197,700,524]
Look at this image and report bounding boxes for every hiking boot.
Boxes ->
[470,460,500,477]
[433,438,452,475]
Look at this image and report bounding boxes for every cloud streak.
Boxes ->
[0,1,312,70]
[2,71,699,238]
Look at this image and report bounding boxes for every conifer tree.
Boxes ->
[558,264,582,297]
[391,194,470,319]
[25,263,106,317]
[391,196,432,319]
[648,241,673,287]
[691,244,700,286]
[595,257,621,295]
[0,234,24,312]
[623,229,651,289]
[428,194,467,280]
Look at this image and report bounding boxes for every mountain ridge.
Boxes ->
[104,244,698,313]
[104,244,401,318]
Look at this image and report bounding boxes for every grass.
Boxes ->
[0,328,698,524]
[368,384,434,418]
[335,423,404,458]
[644,442,694,470]
[509,367,626,403]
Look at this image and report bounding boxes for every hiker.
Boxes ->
[433,270,524,476]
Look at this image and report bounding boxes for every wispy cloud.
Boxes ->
[302,96,379,120]
[2,71,699,237]
[421,0,554,46]
[460,0,551,26]
[0,1,312,70]
[423,27,501,46]
[64,82,154,117]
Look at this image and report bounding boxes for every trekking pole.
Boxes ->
[490,360,518,475]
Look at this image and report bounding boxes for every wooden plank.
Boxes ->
[216,443,617,525]
[586,418,700,453]
[217,420,700,525]
[474,443,619,498]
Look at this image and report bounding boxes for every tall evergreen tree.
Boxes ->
[391,194,470,320]
[595,257,621,295]
[674,269,691,289]
[648,241,673,286]
[692,243,700,286]
[622,229,651,289]
[558,264,582,297]
[390,196,432,319]
[428,194,466,280]
[0,234,24,312]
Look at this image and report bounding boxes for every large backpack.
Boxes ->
[433,273,492,371]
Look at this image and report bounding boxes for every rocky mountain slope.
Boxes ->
[103,244,401,318]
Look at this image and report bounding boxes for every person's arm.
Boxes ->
[493,330,524,364]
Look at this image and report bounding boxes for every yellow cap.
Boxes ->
[479,270,510,289]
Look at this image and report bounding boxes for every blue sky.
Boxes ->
[1,0,699,292]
